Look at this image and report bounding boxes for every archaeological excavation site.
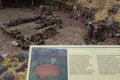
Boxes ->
[0,0,120,80]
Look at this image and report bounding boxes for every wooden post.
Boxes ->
[0,0,3,8]
[32,0,34,7]
[16,0,19,7]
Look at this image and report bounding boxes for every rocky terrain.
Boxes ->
[0,51,28,80]
[0,0,120,80]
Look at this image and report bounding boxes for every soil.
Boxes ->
[0,7,86,54]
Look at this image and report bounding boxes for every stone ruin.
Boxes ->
[0,5,63,50]
[42,0,120,45]
[67,2,120,45]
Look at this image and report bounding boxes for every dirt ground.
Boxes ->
[0,8,86,54]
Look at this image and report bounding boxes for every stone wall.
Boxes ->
[76,0,120,22]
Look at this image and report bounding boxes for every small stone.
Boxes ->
[115,33,120,37]
[9,59,16,62]
[0,72,14,80]
[1,54,8,58]
[16,51,28,62]
[0,55,4,63]
[15,61,28,73]
[97,42,104,45]
[11,41,19,47]
[8,53,17,59]
[109,4,119,13]
[0,66,8,74]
